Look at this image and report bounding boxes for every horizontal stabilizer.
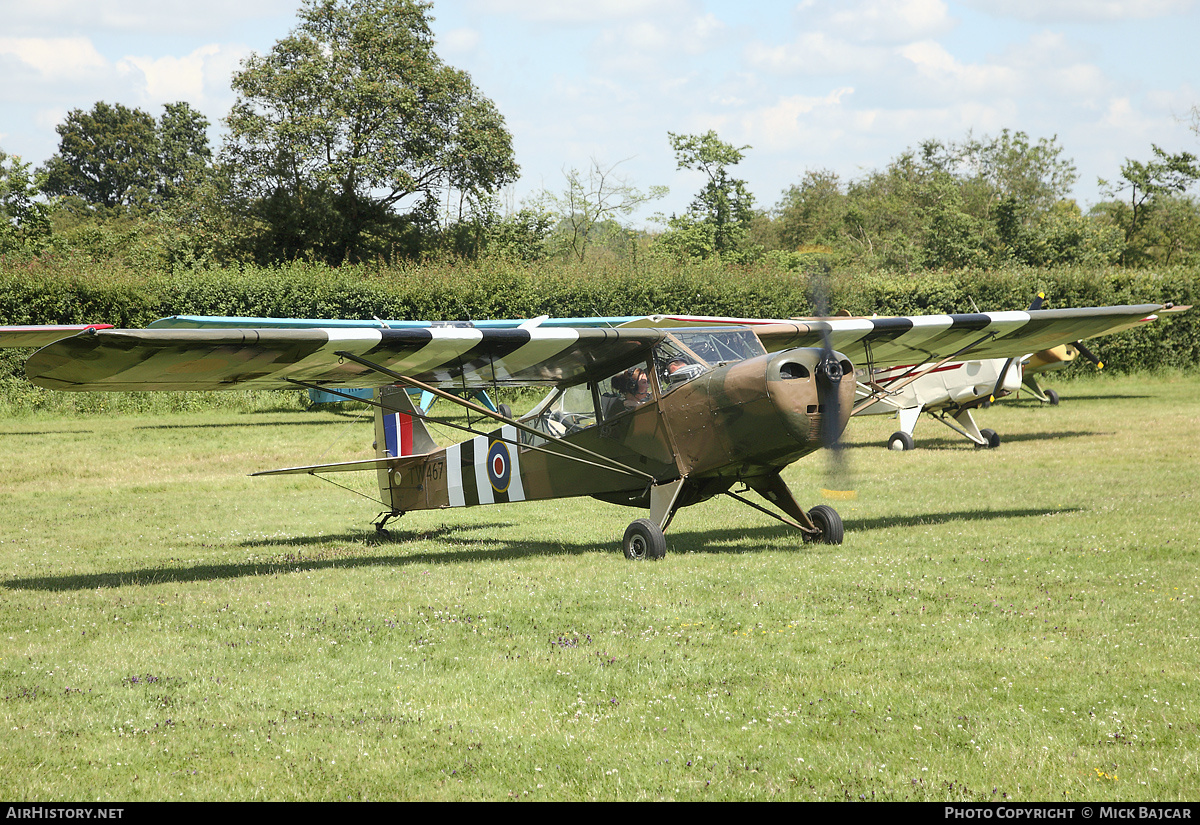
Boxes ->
[252,454,428,477]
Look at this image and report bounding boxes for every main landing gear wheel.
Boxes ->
[1045,389,1060,405]
[804,504,844,545]
[888,431,915,451]
[622,518,666,560]
[977,428,1001,449]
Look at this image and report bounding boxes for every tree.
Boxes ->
[958,130,1077,215]
[765,130,1098,270]
[1098,144,1200,265]
[0,152,52,255]
[41,102,159,210]
[775,169,846,250]
[537,158,666,261]
[658,131,756,260]
[223,0,518,263]
[157,102,212,203]
[39,101,212,214]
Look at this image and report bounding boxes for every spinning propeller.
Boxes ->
[812,279,856,501]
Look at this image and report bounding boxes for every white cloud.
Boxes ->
[742,87,855,149]
[745,31,888,76]
[596,11,730,58]
[814,0,955,44]
[469,0,694,25]
[118,43,246,107]
[0,37,108,81]
[438,27,482,56]
[900,39,1018,91]
[3,0,297,36]
[958,0,1196,23]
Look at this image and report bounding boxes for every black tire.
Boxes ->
[622,518,666,560]
[978,428,1001,449]
[887,431,915,451]
[497,403,514,420]
[1045,389,1060,406]
[806,504,844,545]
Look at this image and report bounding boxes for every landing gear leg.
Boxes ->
[732,473,845,545]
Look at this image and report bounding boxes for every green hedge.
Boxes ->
[2,255,1197,374]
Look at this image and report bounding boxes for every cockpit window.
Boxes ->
[670,328,765,364]
[653,328,766,391]
[598,363,653,421]
[520,384,597,444]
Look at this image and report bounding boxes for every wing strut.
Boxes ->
[327,352,659,483]
[283,378,654,482]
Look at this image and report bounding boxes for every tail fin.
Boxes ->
[374,386,437,512]
[374,385,437,459]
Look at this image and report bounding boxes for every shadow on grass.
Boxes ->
[1003,393,1154,404]
[0,428,95,436]
[844,429,1110,451]
[4,506,1084,592]
[134,419,360,431]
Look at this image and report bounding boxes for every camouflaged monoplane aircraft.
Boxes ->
[13,302,1185,560]
[634,300,1189,453]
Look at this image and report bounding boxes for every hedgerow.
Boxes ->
[2,255,1196,395]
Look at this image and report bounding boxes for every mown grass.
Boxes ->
[1,373,1197,801]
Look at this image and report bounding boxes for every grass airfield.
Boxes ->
[1,373,1197,801]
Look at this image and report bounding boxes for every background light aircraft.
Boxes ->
[851,357,1019,450]
[17,303,1182,560]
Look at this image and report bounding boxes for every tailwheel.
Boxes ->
[977,428,1001,449]
[622,518,666,560]
[804,504,844,545]
[374,510,404,535]
[887,431,915,451]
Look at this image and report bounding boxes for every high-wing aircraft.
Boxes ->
[850,357,1018,450]
[632,301,1187,452]
[19,303,1183,559]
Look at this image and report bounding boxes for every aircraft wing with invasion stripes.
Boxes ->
[24,326,666,392]
[24,305,1179,393]
[11,303,1190,557]
[621,305,1172,369]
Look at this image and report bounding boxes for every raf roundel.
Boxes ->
[487,439,511,493]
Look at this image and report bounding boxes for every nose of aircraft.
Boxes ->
[766,348,855,449]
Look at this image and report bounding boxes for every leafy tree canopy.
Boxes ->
[0,151,53,254]
[39,101,211,213]
[658,130,756,261]
[41,102,158,210]
[223,0,518,263]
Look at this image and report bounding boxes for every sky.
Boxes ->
[2,0,1198,227]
